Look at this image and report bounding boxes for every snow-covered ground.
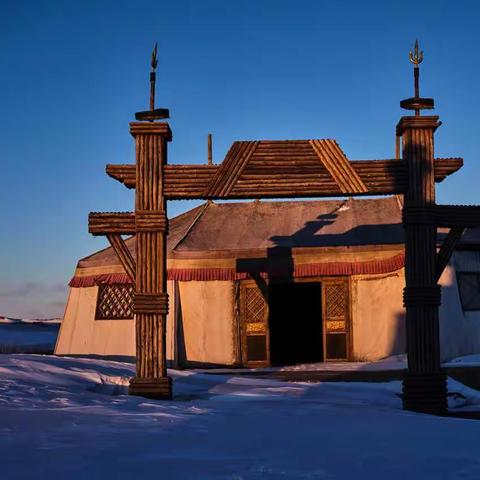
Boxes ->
[1,354,480,479]
[197,354,408,374]
[444,354,480,368]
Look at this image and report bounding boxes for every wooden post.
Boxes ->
[207,133,213,165]
[398,115,447,413]
[129,121,172,400]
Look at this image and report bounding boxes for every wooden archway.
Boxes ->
[88,46,480,414]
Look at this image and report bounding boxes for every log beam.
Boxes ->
[435,227,465,282]
[88,212,136,235]
[106,157,462,198]
[106,234,136,282]
[404,204,480,228]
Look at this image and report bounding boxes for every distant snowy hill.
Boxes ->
[0,316,61,324]
[0,316,60,353]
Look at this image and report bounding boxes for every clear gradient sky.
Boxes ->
[1,0,480,318]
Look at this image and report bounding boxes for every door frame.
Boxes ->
[321,276,353,362]
[238,275,353,366]
[269,276,353,362]
[239,278,270,368]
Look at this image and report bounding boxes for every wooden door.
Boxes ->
[322,278,351,361]
[240,280,270,367]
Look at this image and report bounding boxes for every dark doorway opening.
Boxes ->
[269,282,323,365]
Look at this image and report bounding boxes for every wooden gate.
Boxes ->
[239,280,269,367]
[322,278,350,361]
[89,42,480,411]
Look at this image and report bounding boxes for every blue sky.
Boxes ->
[1,0,480,318]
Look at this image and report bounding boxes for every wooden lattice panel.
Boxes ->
[95,283,134,319]
[324,283,346,319]
[245,286,266,323]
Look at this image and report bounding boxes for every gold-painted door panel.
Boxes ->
[240,280,270,367]
[322,278,350,361]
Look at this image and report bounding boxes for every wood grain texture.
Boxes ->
[89,212,136,235]
[106,156,462,198]
[129,122,171,397]
[133,292,169,314]
[400,115,447,414]
[106,234,136,282]
[404,204,480,228]
[435,227,465,282]
[309,139,368,193]
[135,210,168,232]
[205,141,259,197]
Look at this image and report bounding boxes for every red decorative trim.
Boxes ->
[69,273,132,287]
[69,254,405,287]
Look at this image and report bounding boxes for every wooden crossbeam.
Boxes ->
[205,141,259,196]
[309,140,368,193]
[404,204,480,228]
[435,205,480,228]
[88,212,136,235]
[435,227,465,282]
[106,157,462,199]
[106,234,136,282]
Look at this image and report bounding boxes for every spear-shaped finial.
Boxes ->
[135,42,169,122]
[409,39,424,68]
[151,42,158,70]
[150,42,158,111]
[409,40,423,107]
[400,40,433,115]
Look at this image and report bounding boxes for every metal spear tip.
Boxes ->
[409,39,424,66]
[151,42,158,71]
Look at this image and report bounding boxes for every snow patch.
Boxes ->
[1,354,480,479]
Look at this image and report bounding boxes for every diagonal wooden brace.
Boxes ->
[106,234,136,283]
[435,227,465,282]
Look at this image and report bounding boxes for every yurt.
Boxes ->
[55,196,480,367]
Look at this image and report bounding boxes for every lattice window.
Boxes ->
[325,283,346,319]
[95,283,134,320]
[245,287,266,323]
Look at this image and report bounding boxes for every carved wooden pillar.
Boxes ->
[129,121,172,399]
[398,115,447,413]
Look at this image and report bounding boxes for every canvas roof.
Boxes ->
[78,197,480,268]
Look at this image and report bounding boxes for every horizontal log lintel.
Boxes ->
[89,212,136,235]
[404,205,480,228]
[105,157,462,199]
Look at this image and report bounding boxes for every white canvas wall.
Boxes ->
[55,286,136,357]
[351,252,480,363]
[439,252,480,361]
[351,271,406,361]
[55,281,177,360]
[56,252,480,366]
[55,279,236,366]
[177,280,236,367]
